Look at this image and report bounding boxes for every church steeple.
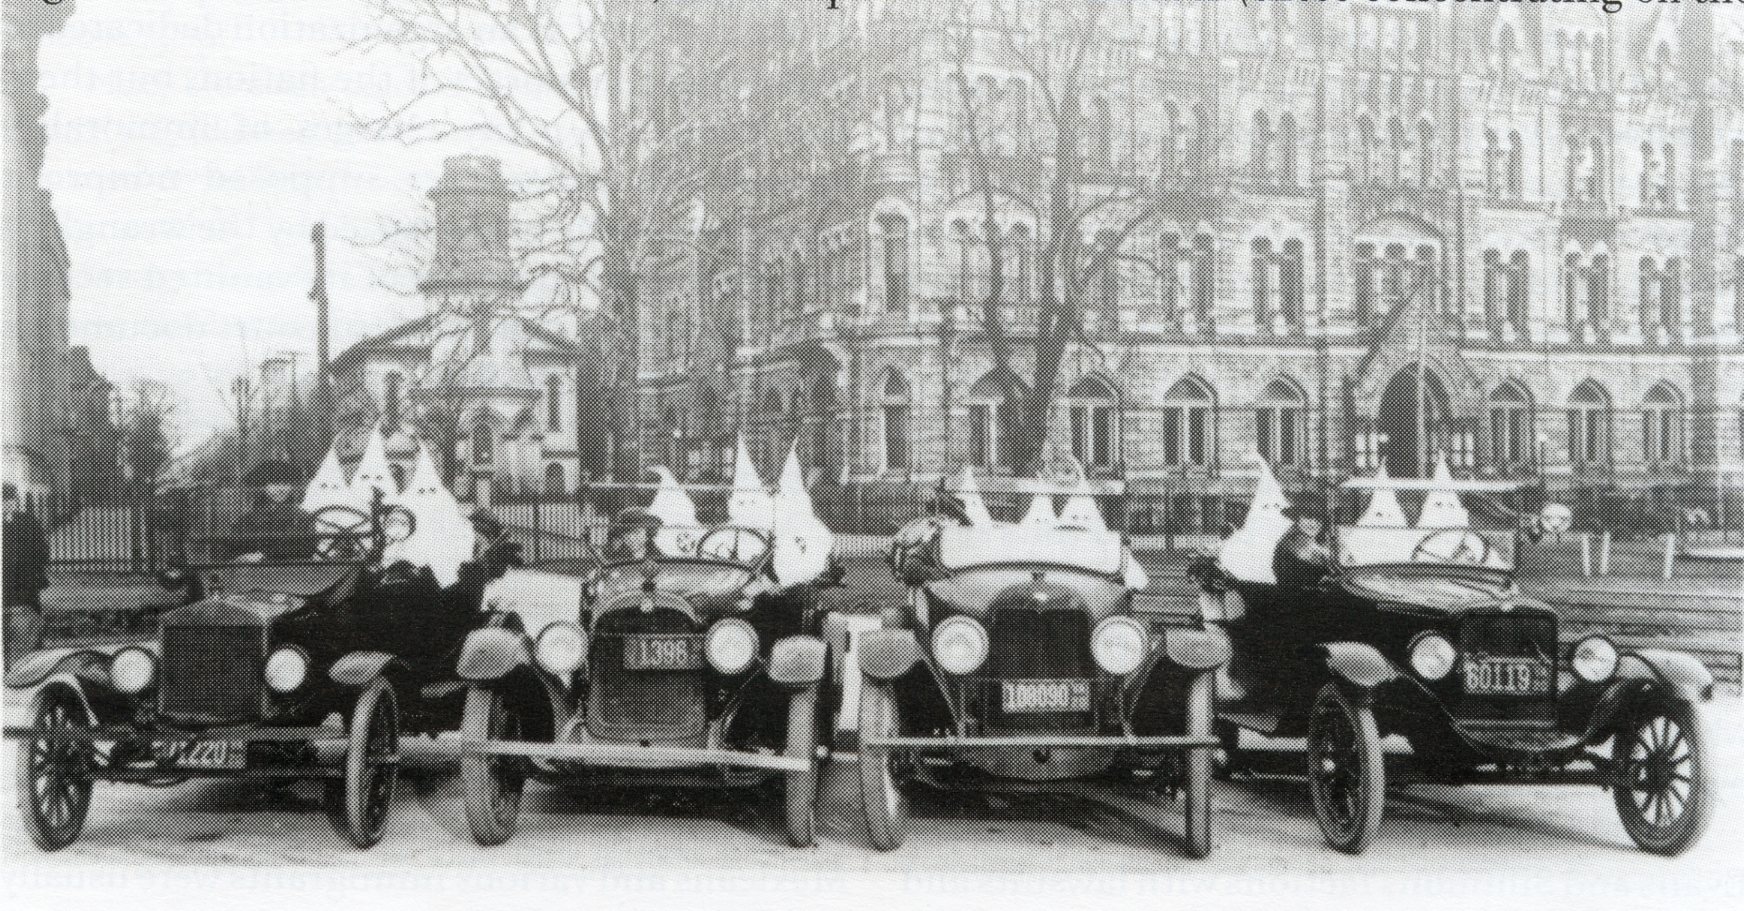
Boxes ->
[419,155,520,312]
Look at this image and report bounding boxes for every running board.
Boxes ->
[463,738,810,773]
[4,725,346,743]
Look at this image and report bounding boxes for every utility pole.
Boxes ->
[310,223,333,448]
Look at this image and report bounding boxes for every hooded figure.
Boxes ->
[1218,457,1293,584]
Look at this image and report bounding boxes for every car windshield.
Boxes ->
[594,560,757,604]
[1336,526,1514,571]
[603,524,771,568]
[1340,566,1511,608]
[199,562,359,601]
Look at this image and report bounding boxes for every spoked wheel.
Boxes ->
[858,681,910,851]
[1306,684,1385,854]
[461,685,527,847]
[329,678,399,849]
[1182,673,1215,858]
[15,684,95,851]
[783,685,821,848]
[1613,700,1710,856]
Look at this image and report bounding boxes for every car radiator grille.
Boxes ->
[586,609,707,741]
[1452,613,1559,723]
[159,626,264,723]
[981,609,1095,730]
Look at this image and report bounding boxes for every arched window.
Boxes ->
[1483,250,1503,326]
[1094,230,1120,327]
[1663,145,1677,209]
[1251,238,1273,327]
[1642,382,1684,467]
[1506,251,1530,336]
[1588,254,1610,327]
[1484,131,1501,198]
[1158,232,1184,323]
[1488,382,1532,470]
[545,462,566,497]
[1639,258,1661,329]
[967,370,1026,470]
[1255,379,1305,467]
[1356,116,1375,181]
[1660,258,1681,332]
[1009,224,1033,303]
[1191,234,1215,327]
[472,419,494,466]
[1162,376,1216,467]
[1355,243,1376,328]
[383,371,403,430]
[790,253,806,319]
[1281,239,1305,329]
[880,370,912,472]
[1252,112,1273,185]
[546,375,563,432]
[1567,381,1612,469]
[878,214,910,313]
[1067,376,1117,469]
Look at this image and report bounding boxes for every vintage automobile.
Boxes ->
[4,497,514,851]
[1192,475,1716,855]
[454,473,840,848]
[861,478,1230,857]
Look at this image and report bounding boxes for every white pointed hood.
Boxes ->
[727,436,775,530]
[1020,493,1057,526]
[1217,457,1293,584]
[1356,466,1410,527]
[349,424,397,503]
[771,445,834,586]
[1057,477,1107,532]
[954,467,994,527]
[384,443,474,587]
[1416,456,1471,529]
[302,444,359,513]
[646,466,700,527]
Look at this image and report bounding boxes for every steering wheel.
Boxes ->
[310,505,371,559]
[696,526,771,564]
[1411,529,1493,566]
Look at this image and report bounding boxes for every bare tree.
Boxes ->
[355,0,838,480]
[120,380,179,498]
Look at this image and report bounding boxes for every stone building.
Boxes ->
[4,0,77,505]
[638,5,1742,527]
[332,156,605,502]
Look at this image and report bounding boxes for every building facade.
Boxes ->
[637,5,1742,527]
[333,156,604,502]
[4,0,77,505]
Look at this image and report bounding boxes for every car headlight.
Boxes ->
[1092,616,1148,676]
[535,622,588,677]
[1570,635,1619,684]
[264,647,309,693]
[705,618,759,675]
[1408,632,1457,681]
[931,616,990,676]
[110,647,157,694]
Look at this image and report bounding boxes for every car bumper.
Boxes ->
[461,738,812,773]
[861,734,1218,751]
[3,724,351,780]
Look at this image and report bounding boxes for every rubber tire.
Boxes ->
[858,681,909,851]
[1613,700,1711,856]
[1183,673,1215,858]
[15,683,94,851]
[783,685,820,848]
[462,685,526,847]
[1306,684,1385,855]
[338,677,399,849]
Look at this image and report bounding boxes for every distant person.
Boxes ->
[229,460,315,560]
[1273,493,1333,588]
[4,482,50,669]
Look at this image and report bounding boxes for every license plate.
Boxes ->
[1001,679,1091,713]
[623,634,704,671]
[162,740,244,770]
[1463,657,1550,695]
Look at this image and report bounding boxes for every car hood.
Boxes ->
[924,567,1128,621]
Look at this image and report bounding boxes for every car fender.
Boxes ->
[856,628,920,681]
[1301,641,1399,689]
[1616,648,1715,704]
[329,651,407,687]
[456,626,531,681]
[1159,627,1232,671]
[5,647,113,692]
